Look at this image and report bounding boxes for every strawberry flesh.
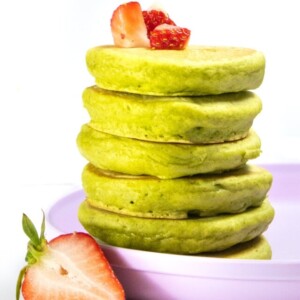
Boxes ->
[142,10,176,38]
[18,213,125,300]
[110,1,149,48]
[150,24,191,50]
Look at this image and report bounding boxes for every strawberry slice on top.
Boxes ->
[150,24,191,50]
[17,213,125,300]
[142,9,176,38]
[110,1,149,48]
[110,1,191,50]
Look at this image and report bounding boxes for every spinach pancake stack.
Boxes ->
[77,46,274,259]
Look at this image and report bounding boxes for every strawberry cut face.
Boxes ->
[110,1,149,48]
[19,221,125,300]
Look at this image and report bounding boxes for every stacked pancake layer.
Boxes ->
[77,46,274,259]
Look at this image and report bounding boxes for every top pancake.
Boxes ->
[86,45,265,96]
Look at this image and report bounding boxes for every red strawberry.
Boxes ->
[150,24,191,50]
[142,9,176,37]
[17,213,125,300]
[110,1,149,48]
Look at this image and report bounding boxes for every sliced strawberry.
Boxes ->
[150,24,191,50]
[110,1,149,48]
[142,9,176,38]
[17,213,125,300]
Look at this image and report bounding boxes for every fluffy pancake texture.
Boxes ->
[77,124,261,179]
[77,38,273,258]
[86,45,265,96]
[78,199,274,255]
[82,164,272,218]
[84,86,262,144]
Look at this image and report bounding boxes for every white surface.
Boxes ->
[1,0,300,298]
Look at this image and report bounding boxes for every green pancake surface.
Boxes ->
[86,45,265,96]
[78,199,274,254]
[76,124,261,179]
[83,164,272,218]
[84,86,262,144]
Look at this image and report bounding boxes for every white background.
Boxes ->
[0,0,300,299]
[1,0,300,186]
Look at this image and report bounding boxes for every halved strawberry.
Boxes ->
[150,24,191,50]
[110,1,149,48]
[17,213,125,300]
[142,9,176,38]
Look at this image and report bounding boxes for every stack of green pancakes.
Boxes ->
[77,46,275,259]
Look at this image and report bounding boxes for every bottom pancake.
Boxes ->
[78,199,274,255]
[200,236,271,259]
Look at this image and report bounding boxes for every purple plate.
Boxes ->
[47,164,300,300]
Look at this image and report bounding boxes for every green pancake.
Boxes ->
[201,236,272,260]
[76,124,261,179]
[78,199,275,254]
[83,164,272,218]
[86,45,265,96]
[84,86,262,144]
